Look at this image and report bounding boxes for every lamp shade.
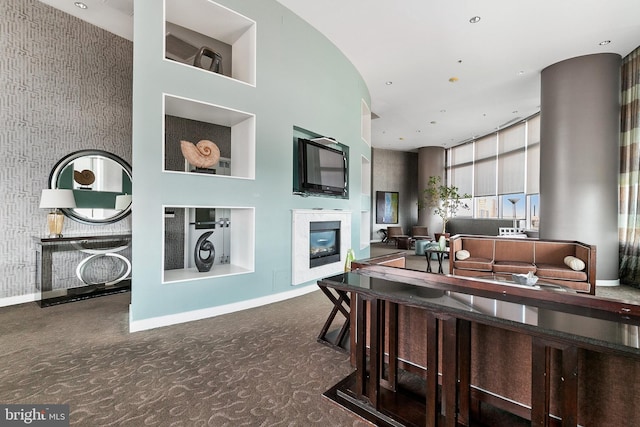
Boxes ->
[115,194,132,210]
[39,189,77,209]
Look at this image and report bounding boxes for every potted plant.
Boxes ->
[421,175,471,238]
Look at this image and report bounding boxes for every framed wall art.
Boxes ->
[376,191,399,224]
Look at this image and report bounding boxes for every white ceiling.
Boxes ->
[40,0,640,152]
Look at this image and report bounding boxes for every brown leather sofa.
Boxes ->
[449,234,596,293]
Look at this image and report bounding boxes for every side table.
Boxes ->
[414,238,433,255]
[425,248,449,273]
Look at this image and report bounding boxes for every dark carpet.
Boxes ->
[0,291,371,426]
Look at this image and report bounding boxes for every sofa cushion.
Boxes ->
[535,263,588,282]
[494,240,534,263]
[454,258,493,272]
[564,256,585,271]
[493,261,536,275]
[456,250,470,260]
[534,242,577,264]
[461,238,494,260]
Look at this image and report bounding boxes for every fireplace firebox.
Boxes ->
[309,221,341,268]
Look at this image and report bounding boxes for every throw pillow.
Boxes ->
[564,256,585,271]
[456,250,470,260]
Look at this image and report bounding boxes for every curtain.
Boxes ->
[619,46,640,286]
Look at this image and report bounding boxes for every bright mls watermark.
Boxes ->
[0,405,69,426]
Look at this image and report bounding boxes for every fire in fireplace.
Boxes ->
[309,221,341,268]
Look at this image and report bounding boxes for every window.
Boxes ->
[475,196,498,218]
[474,134,497,197]
[501,193,525,222]
[498,124,526,194]
[448,143,473,195]
[446,114,540,227]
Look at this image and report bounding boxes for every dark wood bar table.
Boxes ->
[318,269,640,427]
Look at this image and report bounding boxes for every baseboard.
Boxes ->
[0,292,39,307]
[129,284,318,332]
[596,279,620,287]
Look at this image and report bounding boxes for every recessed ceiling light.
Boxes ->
[440,109,446,113]
[430,121,437,125]
[74,1,88,9]
[399,137,404,140]
[512,110,518,114]
[469,16,481,24]
[599,40,611,46]
[385,81,393,85]
[518,70,525,75]
[449,77,459,83]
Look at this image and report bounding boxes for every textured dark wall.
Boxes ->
[164,115,231,172]
[371,149,419,239]
[0,0,133,299]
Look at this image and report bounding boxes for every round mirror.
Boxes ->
[49,150,132,225]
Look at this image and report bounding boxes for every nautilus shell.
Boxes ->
[74,169,96,186]
[180,140,221,169]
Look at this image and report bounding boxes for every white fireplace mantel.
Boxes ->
[291,209,352,285]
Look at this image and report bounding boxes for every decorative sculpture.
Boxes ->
[194,231,215,272]
[193,46,223,74]
[180,140,221,169]
[73,169,95,187]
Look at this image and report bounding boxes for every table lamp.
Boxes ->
[39,189,76,238]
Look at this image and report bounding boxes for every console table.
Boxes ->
[318,270,640,426]
[33,233,131,307]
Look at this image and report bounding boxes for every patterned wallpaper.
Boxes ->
[0,0,133,299]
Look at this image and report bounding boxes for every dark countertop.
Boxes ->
[319,271,640,358]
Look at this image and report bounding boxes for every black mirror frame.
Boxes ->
[48,150,132,225]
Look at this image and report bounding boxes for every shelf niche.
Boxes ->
[163,206,255,284]
[164,94,255,180]
[361,99,371,146]
[164,0,256,86]
[360,155,371,249]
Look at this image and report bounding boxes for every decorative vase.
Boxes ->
[438,235,447,251]
[344,248,355,272]
[194,231,215,272]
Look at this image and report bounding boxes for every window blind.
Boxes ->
[474,134,497,196]
[498,123,526,194]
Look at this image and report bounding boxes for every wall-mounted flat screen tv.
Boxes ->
[298,138,347,197]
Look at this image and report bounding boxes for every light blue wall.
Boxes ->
[131,0,370,322]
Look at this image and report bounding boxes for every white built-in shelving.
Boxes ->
[360,155,371,249]
[360,98,372,248]
[163,206,255,284]
[164,94,255,180]
[164,0,256,86]
[361,99,371,146]
[161,0,256,284]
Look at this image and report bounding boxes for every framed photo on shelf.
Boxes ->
[376,191,399,224]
